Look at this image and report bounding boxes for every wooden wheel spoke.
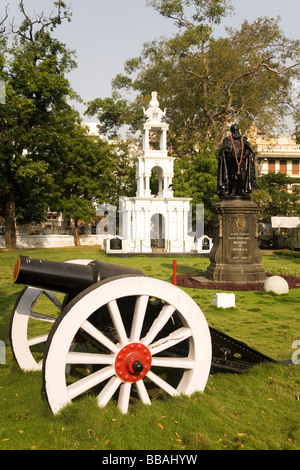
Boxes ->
[151,356,194,369]
[28,334,48,347]
[81,320,119,354]
[67,366,115,400]
[97,376,122,408]
[149,327,192,355]
[135,380,151,405]
[29,311,56,323]
[146,370,180,397]
[142,304,176,346]
[66,352,115,365]
[43,291,62,309]
[130,295,149,342]
[107,300,128,346]
[117,382,132,414]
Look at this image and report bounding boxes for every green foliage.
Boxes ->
[55,133,113,222]
[87,4,300,151]
[85,1,300,232]
[0,2,122,249]
[173,150,219,224]
[252,172,300,219]
[288,225,300,252]
[274,249,300,259]
[0,2,77,248]
[147,0,232,28]
[85,94,129,138]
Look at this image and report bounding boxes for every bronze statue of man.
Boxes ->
[217,123,256,199]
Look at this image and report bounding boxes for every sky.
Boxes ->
[3,0,300,122]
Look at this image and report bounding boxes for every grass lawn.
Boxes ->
[0,246,299,450]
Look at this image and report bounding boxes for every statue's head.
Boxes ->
[230,123,240,137]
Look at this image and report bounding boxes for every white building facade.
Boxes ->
[257,133,300,187]
[102,92,211,254]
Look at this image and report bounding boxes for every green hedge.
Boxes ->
[273,250,300,258]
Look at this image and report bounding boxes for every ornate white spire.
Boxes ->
[143,91,166,122]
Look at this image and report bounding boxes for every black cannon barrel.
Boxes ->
[13,256,144,296]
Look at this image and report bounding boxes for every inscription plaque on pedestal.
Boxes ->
[206,199,266,282]
[226,215,251,263]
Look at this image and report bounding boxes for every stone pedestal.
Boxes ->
[206,198,266,282]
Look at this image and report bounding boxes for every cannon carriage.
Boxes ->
[10,256,275,415]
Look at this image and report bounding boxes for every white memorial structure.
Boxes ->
[101,92,212,254]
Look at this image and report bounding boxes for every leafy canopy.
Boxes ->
[85,0,300,224]
[0,2,117,249]
[252,172,300,219]
[86,0,300,149]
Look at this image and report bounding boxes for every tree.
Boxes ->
[52,119,117,246]
[87,1,300,150]
[101,135,138,207]
[0,1,76,250]
[289,224,300,253]
[172,150,219,229]
[251,172,300,219]
[86,0,300,228]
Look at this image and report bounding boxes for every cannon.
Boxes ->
[10,256,275,415]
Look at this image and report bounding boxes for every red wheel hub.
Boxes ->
[115,343,152,382]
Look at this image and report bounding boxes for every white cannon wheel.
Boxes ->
[10,259,93,371]
[43,276,212,414]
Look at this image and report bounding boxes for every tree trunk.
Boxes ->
[74,220,80,247]
[4,183,17,251]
